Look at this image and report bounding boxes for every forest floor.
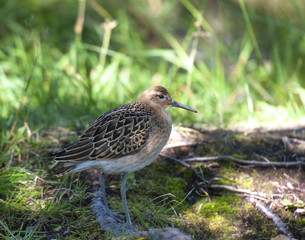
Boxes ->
[166,123,305,240]
[1,123,305,240]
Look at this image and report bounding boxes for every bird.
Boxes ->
[54,86,197,226]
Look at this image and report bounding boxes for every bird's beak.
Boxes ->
[171,100,197,113]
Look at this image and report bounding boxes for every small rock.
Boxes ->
[146,227,192,240]
[286,182,294,190]
[271,234,292,240]
[294,208,305,216]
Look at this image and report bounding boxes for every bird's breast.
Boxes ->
[112,111,172,173]
[146,110,172,156]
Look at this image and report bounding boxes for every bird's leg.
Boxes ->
[121,172,132,225]
[99,173,124,222]
[99,173,110,212]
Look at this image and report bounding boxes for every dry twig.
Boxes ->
[183,155,305,167]
[210,184,288,199]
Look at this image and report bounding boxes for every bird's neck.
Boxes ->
[155,107,172,126]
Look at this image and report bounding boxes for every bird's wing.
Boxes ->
[54,102,153,162]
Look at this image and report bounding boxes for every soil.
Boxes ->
[163,124,305,240]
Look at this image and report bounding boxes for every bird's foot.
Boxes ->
[105,209,124,223]
[91,190,138,235]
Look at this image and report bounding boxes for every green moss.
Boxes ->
[196,196,240,217]
[182,168,194,181]
[175,196,239,239]
[175,194,281,240]
[242,210,279,239]
[234,172,255,190]
[131,161,188,200]
[164,176,187,200]
[276,208,305,239]
[232,154,247,159]
[295,218,305,228]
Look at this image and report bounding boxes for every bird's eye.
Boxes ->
[157,94,165,99]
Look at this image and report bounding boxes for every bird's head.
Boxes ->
[138,86,197,113]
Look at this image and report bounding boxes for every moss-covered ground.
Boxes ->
[1,124,304,239]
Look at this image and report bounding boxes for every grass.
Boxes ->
[1,0,305,128]
[1,0,305,238]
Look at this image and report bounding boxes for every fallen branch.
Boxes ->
[210,184,288,199]
[236,193,268,202]
[183,155,305,167]
[91,190,139,236]
[248,197,297,240]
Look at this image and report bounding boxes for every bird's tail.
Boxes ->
[51,162,77,176]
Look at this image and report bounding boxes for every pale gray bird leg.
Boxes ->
[99,173,110,212]
[121,172,132,225]
[99,173,124,222]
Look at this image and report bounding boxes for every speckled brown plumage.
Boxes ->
[55,102,153,162]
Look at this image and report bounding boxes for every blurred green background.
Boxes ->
[1,0,305,130]
[1,1,305,238]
